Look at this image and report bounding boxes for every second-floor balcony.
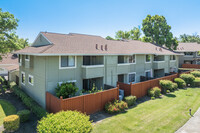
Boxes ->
[82,56,104,79]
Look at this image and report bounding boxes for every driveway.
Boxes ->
[176,108,200,133]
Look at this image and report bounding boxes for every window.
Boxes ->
[28,75,34,85]
[25,55,30,61]
[184,52,193,56]
[129,55,136,63]
[145,70,151,78]
[145,55,151,63]
[128,73,136,83]
[197,52,200,57]
[60,56,75,68]
[170,55,176,60]
[21,72,25,85]
[118,56,128,64]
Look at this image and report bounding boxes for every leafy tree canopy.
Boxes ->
[179,33,200,43]
[106,27,141,41]
[142,15,178,50]
[105,36,115,40]
[0,8,29,60]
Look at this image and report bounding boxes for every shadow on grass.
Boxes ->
[0,100,16,116]
[164,93,176,98]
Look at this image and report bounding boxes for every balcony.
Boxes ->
[82,56,104,79]
[82,65,104,79]
[153,61,166,69]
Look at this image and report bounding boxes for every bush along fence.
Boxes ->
[118,71,192,99]
[46,86,119,114]
[182,64,200,69]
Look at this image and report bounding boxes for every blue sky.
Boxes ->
[1,0,200,43]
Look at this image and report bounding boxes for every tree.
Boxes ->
[115,30,130,40]
[179,33,200,43]
[130,27,141,40]
[0,8,28,60]
[142,15,178,50]
[105,36,115,40]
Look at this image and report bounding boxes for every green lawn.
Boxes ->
[93,88,200,133]
[0,99,16,125]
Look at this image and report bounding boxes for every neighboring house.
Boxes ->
[15,32,180,108]
[176,43,200,67]
[0,54,19,83]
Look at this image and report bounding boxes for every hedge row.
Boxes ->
[10,82,47,119]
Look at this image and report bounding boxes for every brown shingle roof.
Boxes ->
[15,32,180,55]
[176,43,200,52]
[0,54,18,65]
[0,54,19,71]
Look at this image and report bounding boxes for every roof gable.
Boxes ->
[32,32,52,47]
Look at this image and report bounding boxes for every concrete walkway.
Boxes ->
[176,108,200,133]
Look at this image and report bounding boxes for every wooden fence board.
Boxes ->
[46,87,119,115]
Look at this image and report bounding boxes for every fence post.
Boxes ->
[60,96,63,111]
[45,92,49,111]
[117,85,119,100]
[83,95,86,113]
[130,82,132,96]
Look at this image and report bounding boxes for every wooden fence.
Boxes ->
[117,73,190,98]
[46,87,119,114]
[182,64,200,69]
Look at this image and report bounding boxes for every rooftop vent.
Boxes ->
[101,45,104,51]
[105,44,108,51]
[96,44,98,49]
[159,48,162,52]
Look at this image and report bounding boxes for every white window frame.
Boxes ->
[128,72,136,84]
[145,70,152,78]
[145,54,151,63]
[59,56,76,69]
[25,55,30,61]
[28,75,34,86]
[21,71,25,85]
[129,54,136,64]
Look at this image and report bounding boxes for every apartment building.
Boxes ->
[15,32,180,107]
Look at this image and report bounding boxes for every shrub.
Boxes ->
[56,82,79,99]
[10,82,47,118]
[148,87,161,98]
[191,71,200,77]
[192,78,200,87]
[180,74,195,86]
[166,90,170,93]
[159,80,173,93]
[172,83,178,91]
[105,100,128,114]
[37,111,92,133]
[151,97,155,100]
[153,87,161,97]
[174,78,186,88]
[3,115,20,132]
[124,96,137,106]
[17,110,31,122]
